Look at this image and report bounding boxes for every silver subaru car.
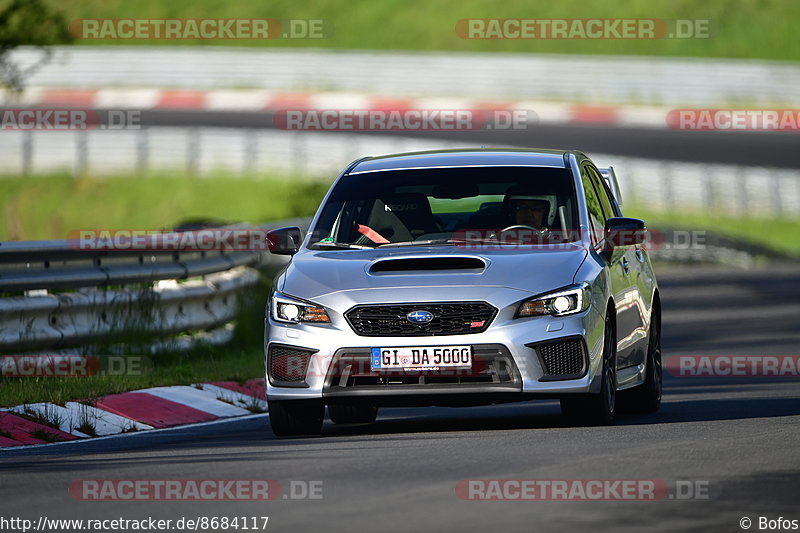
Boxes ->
[264,149,661,436]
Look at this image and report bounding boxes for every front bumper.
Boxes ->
[265,306,606,403]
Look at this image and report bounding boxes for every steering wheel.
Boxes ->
[499,224,541,232]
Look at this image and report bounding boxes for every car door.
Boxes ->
[581,163,642,370]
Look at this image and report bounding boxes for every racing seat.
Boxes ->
[356,194,442,243]
[467,202,508,230]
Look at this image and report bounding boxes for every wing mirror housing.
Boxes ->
[266,227,303,255]
[604,217,646,249]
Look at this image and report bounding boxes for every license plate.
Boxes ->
[371,346,472,370]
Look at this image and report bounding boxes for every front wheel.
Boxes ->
[267,399,324,437]
[619,308,662,413]
[560,313,616,426]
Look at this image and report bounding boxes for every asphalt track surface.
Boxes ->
[136,109,800,169]
[1,265,798,533]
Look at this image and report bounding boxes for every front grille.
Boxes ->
[268,344,317,387]
[323,344,521,395]
[345,302,497,337]
[531,338,587,380]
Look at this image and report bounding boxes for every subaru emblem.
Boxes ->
[406,310,434,324]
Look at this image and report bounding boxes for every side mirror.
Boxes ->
[266,227,303,255]
[604,217,646,249]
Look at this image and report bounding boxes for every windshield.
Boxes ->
[308,166,579,248]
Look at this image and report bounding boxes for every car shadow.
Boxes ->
[2,384,797,460]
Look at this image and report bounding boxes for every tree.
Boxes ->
[0,0,73,92]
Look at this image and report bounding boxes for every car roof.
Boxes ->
[348,148,571,175]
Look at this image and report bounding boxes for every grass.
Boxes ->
[0,349,265,407]
[75,404,98,436]
[0,172,299,407]
[2,172,797,255]
[29,428,65,443]
[41,0,800,61]
[20,404,65,430]
[2,171,798,252]
[1,172,798,407]
[0,260,275,410]
[0,275,271,407]
[0,172,330,241]
[625,205,800,257]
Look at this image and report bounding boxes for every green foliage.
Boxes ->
[0,172,330,241]
[45,0,800,60]
[0,0,72,50]
[625,205,800,257]
[2,172,798,407]
[0,345,268,407]
[0,0,73,90]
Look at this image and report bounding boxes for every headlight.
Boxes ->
[271,292,331,324]
[516,283,590,318]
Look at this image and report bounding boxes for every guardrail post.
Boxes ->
[292,132,306,175]
[624,162,637,206]
[663,162,675,213]
[187,129,200,176]
[612,157,632,207]
[346,135,360,163]
[21,130,33,176]
[244,130,258,175]
[770,175,784,218]
[736,167,748,218]
[797,178,800,217]
[74,131,89,177]
[703,167,716,213]
[136,128,149,176]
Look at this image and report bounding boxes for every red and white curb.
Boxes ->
[0,379,265,448]
[3,87,673,129]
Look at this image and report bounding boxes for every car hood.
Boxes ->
[277,245,587,309]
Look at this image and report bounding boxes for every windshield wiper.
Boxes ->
[310,241,375,250]
[377,239,457,248]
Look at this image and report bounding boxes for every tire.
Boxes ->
[619,307,662,414]
[560,312,617,426]
[328,404,379,424]
[267,399,324,437]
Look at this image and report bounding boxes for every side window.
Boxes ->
[586,166,616,221]
[580,166,605,244]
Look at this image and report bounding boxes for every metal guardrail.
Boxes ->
[0,267,259,352]
[8,46,800,106]
[0,208,787,353]
[0,221,314,353]
[1,127,797,217]
[0,239,263,292]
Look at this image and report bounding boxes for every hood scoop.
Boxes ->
[370,256,486,273]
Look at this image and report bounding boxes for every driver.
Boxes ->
[506,196,550,229]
